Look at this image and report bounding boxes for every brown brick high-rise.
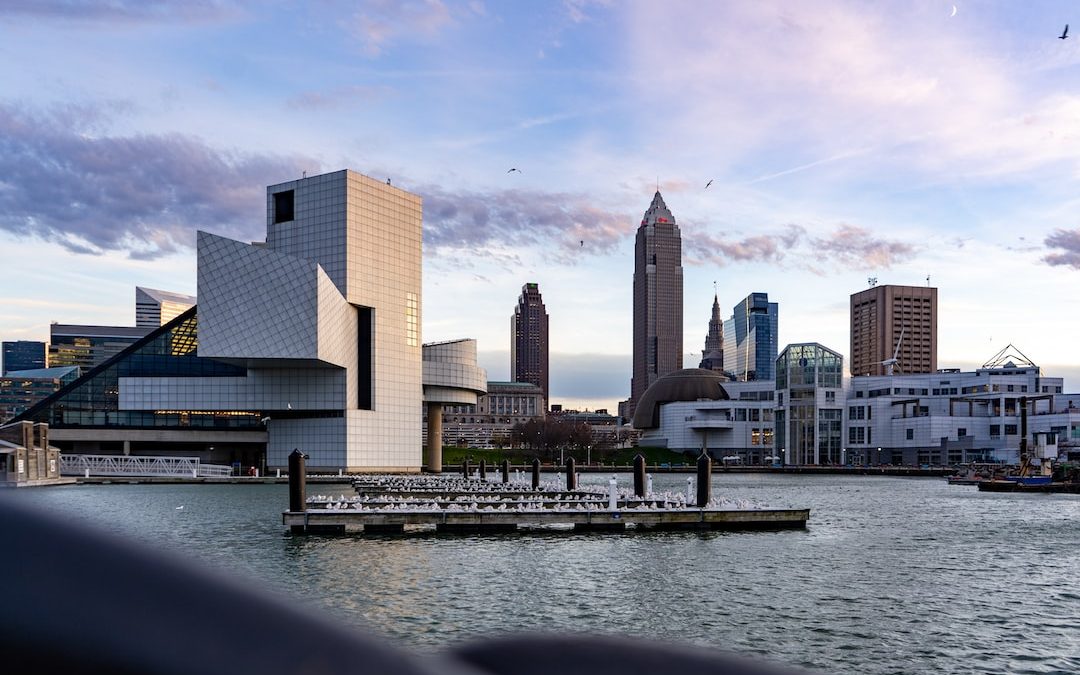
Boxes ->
[512,283,549,406]
[850,284,937,377]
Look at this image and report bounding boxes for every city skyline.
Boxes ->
[5,2,1080,412]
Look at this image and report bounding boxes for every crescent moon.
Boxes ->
[950,5,957,17]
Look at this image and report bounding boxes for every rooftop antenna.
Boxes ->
[926,274,931,286]
[302,170,307,179]
[868,277,878,287]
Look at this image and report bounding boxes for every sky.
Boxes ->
[4,0,1080,412]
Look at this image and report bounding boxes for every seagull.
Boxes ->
[705,179,714,189]
[579,240,584,247]
[175,505,184,510]
[507,168,521,174]
[1061,24,1069,40]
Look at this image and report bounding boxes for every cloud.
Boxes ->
[420,184,634,260]
[1042,228,1080,269]
[341,0,454,56]
[285,85,393,110]
[810,224,918,269]
[0,103,316,259]
[0,0,242,23]
[684,222,916,271]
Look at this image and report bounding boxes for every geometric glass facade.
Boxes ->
[16,308,256,430]
[722,292,778,382]
[775,343,843,465]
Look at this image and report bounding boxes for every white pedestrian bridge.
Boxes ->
[60,454,234,478]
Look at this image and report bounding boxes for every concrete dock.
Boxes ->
[282,505,810,534]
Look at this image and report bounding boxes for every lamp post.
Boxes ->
[781,447,786,467]
[876,447,882,465]
[841,447,846,466]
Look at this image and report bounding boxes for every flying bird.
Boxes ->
[580,240,584,247]
[507,168,521,174]
[1061,24,1069,40]
[705,179,714,189]
[950,5,957,17]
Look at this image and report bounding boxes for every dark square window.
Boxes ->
[273,190,295,223]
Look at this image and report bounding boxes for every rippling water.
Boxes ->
[9,474,1080,674]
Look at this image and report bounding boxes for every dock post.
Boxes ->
[501,459,510,484]
[566,458,576,490]
[462,459,470,479]
[608,475,618,510]
[686,476,693,503]
[479,459,487,481]
[531,458,541,490]
[696,452,712,507]
[646,473,653,496]
[288,449,306,516]
[633,454,646,497]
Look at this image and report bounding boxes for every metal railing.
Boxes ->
[60,454,234,478]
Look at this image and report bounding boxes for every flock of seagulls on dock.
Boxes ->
[303,474,761,514]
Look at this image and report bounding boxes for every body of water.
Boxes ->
[9,474,1079,674]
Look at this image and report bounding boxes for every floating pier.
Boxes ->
[282,451,810,535]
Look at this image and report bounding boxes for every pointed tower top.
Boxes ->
[641,190,675,227]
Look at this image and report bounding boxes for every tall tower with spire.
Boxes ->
[699,293,724,372]
[625,191,683,420]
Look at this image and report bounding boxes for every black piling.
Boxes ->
[479,459,487,481]
[462,459,470,479]
[531,458,541,490]
[633,454,646,497]
[565,457,577,490]
[288,448,306,515]
[501,459,510,484]
[696,451,712,507]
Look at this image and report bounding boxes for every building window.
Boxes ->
[273,190,294,223]
[1005,424,1017,435]
[958,428,966,438]
[906,428,913,440]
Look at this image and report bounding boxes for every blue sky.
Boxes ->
[4,0,1080,412]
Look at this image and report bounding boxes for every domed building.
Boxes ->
[633,368,776,463]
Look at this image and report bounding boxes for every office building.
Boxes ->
[0,367,79,423]
[511,283,549,405]
[626,191,683,420]
[2,341,46,375]
[722,292,778,382]
[14,169,432,472]
[435,380,546,449]
[850,284,937,377]
[136,287,196,327]
[698,294,725,372]
[48,324,151,371]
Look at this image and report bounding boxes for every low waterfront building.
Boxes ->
[0,420,66,487]
[433,381,545,449]
[634,369,776,463]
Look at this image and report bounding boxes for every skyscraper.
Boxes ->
[722,292,779,382]
[699,294,724,372]
[2,340,47,375]
[850,284,937,377]
[511,282,549,405]
[627,191,683,419]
